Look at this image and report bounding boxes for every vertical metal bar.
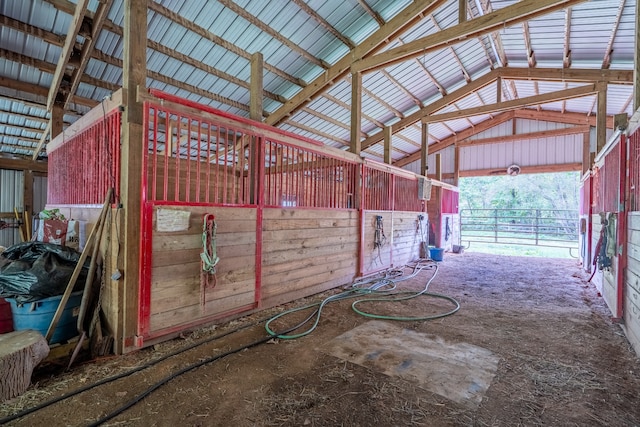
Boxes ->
[223,127,229,204]
[494,209,498,243]
[216,126,221,203]
[174,115,181,202]
[205,122,211,203]
[255,135,265,308]
[195,119,201,203]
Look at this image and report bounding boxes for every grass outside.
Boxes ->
[461,241,578,259]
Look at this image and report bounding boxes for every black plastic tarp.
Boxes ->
[0,242,90,303]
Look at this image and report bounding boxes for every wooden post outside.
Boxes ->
[120,0,147,353]
[383,126,392,164]
[420,119,428,176]
[350,71,362,156]
[435,153,442,181]
[596,84,607,154]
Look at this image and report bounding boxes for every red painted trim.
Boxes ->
[255,137,265,308]
[138,103,153,337]
[359,164,366,276]
[150,201,258,208]
[148,88,324,147]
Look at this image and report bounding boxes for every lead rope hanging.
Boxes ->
[201,214,219,302]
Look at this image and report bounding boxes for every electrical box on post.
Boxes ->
[417,177,432,201]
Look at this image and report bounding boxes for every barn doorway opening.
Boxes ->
[458,172,580,258]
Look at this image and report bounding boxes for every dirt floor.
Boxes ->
[2,252,640,426]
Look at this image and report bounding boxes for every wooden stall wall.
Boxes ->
[146,206,256,336]
[261,208,358,308]
[579,175,592,272]
[625,212,640,355]
[623,126,640,356]
[392,212,428,266]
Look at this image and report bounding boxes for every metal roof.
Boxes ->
[0,0,636,165]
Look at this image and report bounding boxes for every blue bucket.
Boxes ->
[8,291,82,344]
[429,247,445,262]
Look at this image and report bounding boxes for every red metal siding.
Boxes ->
[441,188,459,214]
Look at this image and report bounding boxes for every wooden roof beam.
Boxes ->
[602,0,626,69]
[457,124,591,147]
[265,0,448,125]
[430,15,472,82]
[357,0,385,26]
[459,162,582,177]
[0,76,97,108]
[46,0,90,111]
[394,111,515,167]
[563,7,572,68]
[424,84,598,123]
[361,68,499,150]
[513,108,612,127]
[498,67,633,84]
[216,0,329,69]
[0,156,48,172]
[290,0,355,49]
[522,22,537,68]
[62,0,113,110]
[353,0,589,73]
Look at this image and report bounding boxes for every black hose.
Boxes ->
[0,315,269,425]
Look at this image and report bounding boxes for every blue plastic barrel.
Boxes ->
[8,291,82,344]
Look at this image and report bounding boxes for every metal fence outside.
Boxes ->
[460,208,579,250]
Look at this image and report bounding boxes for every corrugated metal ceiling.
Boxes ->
[0,0,636,165]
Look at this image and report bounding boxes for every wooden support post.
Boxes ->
[435,153,442,181]
[250,52,263,203]
[350,71,362,156]
[250,52,264,122]
[23,169,33,238]
[458,0,467,23]
[496,76,502,103]
[634,0,640,111]
[120,0,147,353]
[454,146,460,186]
[51,105,63,139]
[383,126,392,164]
[582,131,591,175]
[421,120,428,176]
[596,84,607,154]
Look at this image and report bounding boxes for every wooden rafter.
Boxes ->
[0,122,45,135]
[265,0,447,126]
[563,7,572,68]
[216,0,329,69]
[286,121,349,146]
[357,0,385,26]
[46,0,90,111]
[602,0,626,69]
[0,76,96,108]
[301,107,368,138]
[146,1,305,87]
[499,67,633,84]
[457,125,591,147]
[380,70,422,107]
[353,0,589,73]
[429,15,472,82]
[395,133,421,149]
[394,111,511,167]
[0,133,41,144]
[425,84,598,123]
[63,0,113,110]
[513,108,611,127]
[322,93,384,129]
[290,0,355,49]
[522,22,537,68]
[360,69,499,150]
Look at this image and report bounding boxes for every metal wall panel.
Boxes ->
[0,169,23,247]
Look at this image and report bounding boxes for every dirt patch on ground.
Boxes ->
[2,252,640,426]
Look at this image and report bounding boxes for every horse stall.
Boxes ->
[624,122,640,355]
[45,89,430,353]
[426,182,460,252]
[590,130,626,321]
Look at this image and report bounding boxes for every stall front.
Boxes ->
[45,89,439,353]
